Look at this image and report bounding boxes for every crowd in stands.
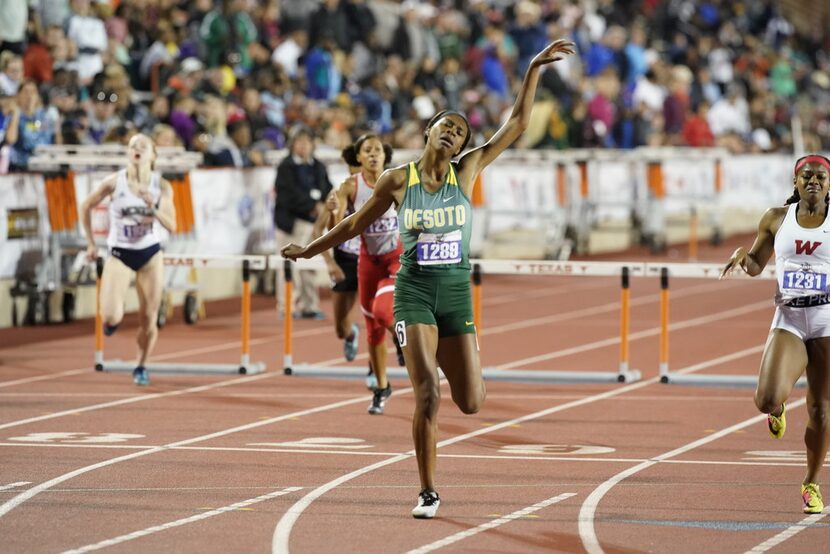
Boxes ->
[0,0,828,172]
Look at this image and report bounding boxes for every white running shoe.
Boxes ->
[411,489,440,519]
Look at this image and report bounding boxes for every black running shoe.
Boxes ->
[368,383,391,415]
[411,489,440,519]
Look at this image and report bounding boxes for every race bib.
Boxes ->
[416,229,462,265]
[121,222,153,241]
[781,270,827,292]
[366,216,398,236]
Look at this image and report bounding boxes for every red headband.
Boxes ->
[794,155,830,176]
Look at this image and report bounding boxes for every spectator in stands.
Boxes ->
[271,28,306,79]
[201,94,243,167]
[199,0,258,72]
[308,0,353,52]
[66,0,108,85]
[0,52,23,96]
[682,101,715,147]
[274,125,332,319]
[169,93,197,148]
[87,89,121,145]
[708,83,751,140]
[5,79,60,171]
[0,0,28,55]
[151,123,179,148]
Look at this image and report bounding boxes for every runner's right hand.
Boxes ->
[85,244,98,262]
[281,244,307,260]
[327,261,345,283]
[720,247,748,279]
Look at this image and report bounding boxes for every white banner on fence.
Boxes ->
[480,160,558,233]
[0,174,49,278]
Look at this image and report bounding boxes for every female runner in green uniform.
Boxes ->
[282,39,575,518]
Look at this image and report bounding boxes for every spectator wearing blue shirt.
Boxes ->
[5,80,60,171]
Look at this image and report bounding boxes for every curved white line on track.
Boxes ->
[272,377,659,554]
[578,396,808,554]
[271,343,775,553]
[0,392,383,519]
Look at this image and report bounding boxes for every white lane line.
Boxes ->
[406,493,576,554]
[498,299,770,369]
[0,390,393,519]
[577,396,809,554]
[0,441,822,469]
[0,371,274,431]
[0,369,89,389]
[745,512,829,553]
[61,486,302,554]
[0,482,31,491]
[271,342,776,553]
[272,377,660,554]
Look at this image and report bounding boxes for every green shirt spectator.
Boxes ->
[199,0,257,71]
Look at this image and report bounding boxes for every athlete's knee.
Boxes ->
[806,398,830,428]
[454,387,485,415]
[754,389,785,414]
[414,380,441,417]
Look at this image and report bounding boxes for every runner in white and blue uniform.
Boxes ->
[721,154,830,515]
[81,133,177,386]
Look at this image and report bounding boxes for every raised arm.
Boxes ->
[80,173,117,260]
[457,39,575,182]
[720,207,783,278]
[282,169,402,260]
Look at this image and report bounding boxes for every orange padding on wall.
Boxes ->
[44,171,78,232]
[471,173,484,206]
[647,162,664,198]
[167,173,195,235]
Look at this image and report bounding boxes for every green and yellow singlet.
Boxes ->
[397,161,472,277]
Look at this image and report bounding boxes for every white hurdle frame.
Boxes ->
[95,254,268,375]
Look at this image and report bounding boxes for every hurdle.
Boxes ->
[648,262,806,388]
[271,256,411,379]
[277,255,643,384]
[472,259,643,383]
[94,254,268,375]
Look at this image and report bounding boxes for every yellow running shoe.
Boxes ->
[767,403,786,439]
[801,483,824,514]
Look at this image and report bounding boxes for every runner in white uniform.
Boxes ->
[81,133,177,386]
[721,154,830,515]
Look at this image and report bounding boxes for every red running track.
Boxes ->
[0,243,828,553]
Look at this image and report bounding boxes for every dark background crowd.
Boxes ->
[0,0,828,172]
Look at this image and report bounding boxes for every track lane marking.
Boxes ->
[578,397,809,554]
[745,512,829,553]
[61,486,302,554]
[406,493,577,554]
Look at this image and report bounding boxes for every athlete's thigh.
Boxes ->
[134,252,164,315]
[436,333,482,398]
[101,256,133,313]
[758,328,808,394]
[399,323,441,389]
[805,337,830,406]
